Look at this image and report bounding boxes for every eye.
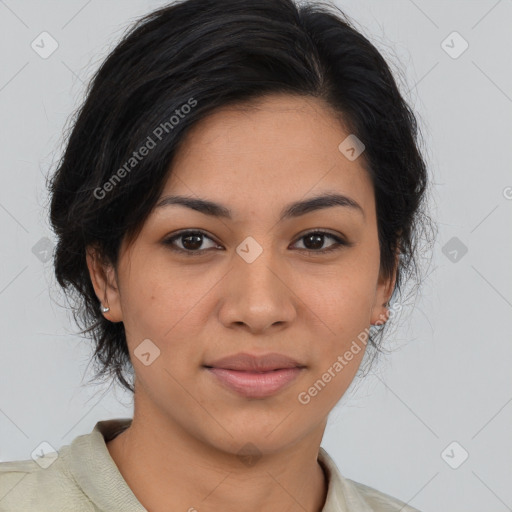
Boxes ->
[163,230,221,255]
[291,230,349,255]
[163,229,350,256]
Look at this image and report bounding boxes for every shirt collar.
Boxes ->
[64,418,372,512]
[64,418,145,511]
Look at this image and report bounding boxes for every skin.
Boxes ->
[86,93,397,512]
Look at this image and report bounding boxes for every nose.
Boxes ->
[217,248,297,334]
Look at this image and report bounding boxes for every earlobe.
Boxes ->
[369,251,399,326]
[369,284,392,327]
[85,245,123,322]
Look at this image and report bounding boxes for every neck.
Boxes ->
[106,411,328,512]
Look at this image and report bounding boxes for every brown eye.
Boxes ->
[180,232,205,251]
[291,231,349,254]
[163,229,350,257]
[163,230,220,255]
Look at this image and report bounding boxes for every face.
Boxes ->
[88,94,395,455]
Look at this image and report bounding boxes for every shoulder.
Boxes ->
[0,448,92,512]
[347,478,422,512]
[0,418,135,512]
[318,447,422,512]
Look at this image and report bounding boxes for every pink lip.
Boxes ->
[206,367,304,398]
[205,352,304,372]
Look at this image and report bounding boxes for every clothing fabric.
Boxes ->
[0,418,420,511]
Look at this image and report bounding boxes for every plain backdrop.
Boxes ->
[1,1,511,511]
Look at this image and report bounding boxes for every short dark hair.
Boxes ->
[49,0,436,395]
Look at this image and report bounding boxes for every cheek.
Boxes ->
[297,285,370,408]
[297,258,378,332]
[118,261,217,367]
[118,254,193,330]
[293,257,377,383]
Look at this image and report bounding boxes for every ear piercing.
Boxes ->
[100,304,110,313]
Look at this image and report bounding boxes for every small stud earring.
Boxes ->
[100,304,110,313]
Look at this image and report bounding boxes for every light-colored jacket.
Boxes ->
[0,418,421,511]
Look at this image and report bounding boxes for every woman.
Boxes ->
[0,0,434,510]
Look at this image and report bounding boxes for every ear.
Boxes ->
[369,250,399,326]
[85,245,123,323]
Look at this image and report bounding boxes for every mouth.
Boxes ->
[204,366,305,399]
[203,352,306,398]
[203,366,302,372]
[204,351,305,372]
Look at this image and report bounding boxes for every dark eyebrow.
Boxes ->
[155,192,365,222]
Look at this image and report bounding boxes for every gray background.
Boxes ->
[1,1,511,511]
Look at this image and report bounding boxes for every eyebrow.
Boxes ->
[155,192,365,222]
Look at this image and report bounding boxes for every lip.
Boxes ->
[203,352,306,399]
[206,367,305,398]
[204,352,305,372]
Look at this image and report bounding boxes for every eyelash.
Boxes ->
[163,229,349,256]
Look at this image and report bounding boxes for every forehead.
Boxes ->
[162,94,374,221]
